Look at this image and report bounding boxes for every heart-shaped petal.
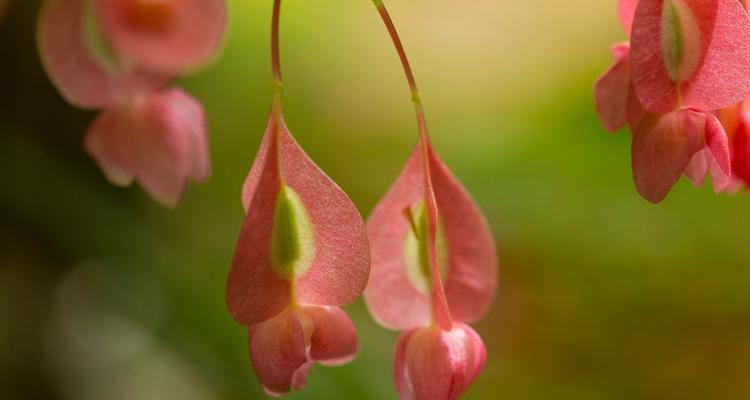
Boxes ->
[95,0,227,72]
[303,305,358,366]
[228,106,370,326]
[365,138,497,330]
[631,0,750,113]
[37,0,171,109]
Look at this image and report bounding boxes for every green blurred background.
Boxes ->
[2,0,750,399]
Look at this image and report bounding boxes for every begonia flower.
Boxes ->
[366,1,497,398]
[226,99,370,395]
[84,88,210,207]
[595,0,750,202]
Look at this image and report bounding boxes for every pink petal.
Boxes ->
[732,119,750,186]
[594,43,632,132]
[229,107,370,325]
[619,0,639,36]
[626,82,647,130]
[95,0,227,72]
[227,115,292,326]
[248,309,311,397]
[394,330,416,400]
[401,324,487,400]
[631,0,750,113]
[683,148,710,187]
[84,88,207,207]
[365,139,497,330]
[302,305,358,366]
[429,145,497,325]
[631,109,705,203]
[704,112,732,192]
[37,0,171,109]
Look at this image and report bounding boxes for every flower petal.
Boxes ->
[365,140,497,330]
[594,43,632,132]
[704,112,731,192]
[37,0,171,109]
[631,109,705,203]
[227,115,293,326]
[230,107,370,325]
[394,330,416,400]
[248,309,311,397]
[683,148,710,187]
[732,118,750,186]
[619,0,639,36]
[302,305,358,366]
[631,0,750,113]
[95,0,227,71]
[402,324,486,400]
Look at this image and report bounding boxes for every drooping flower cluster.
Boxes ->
[37,0,226,206]
[595,0,750,203]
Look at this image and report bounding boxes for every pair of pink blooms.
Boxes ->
[226,102,497,399]
[595,0,750,202]
[225,0,498,398]
[38,0,226,206]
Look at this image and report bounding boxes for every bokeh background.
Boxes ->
[2,0,750,399]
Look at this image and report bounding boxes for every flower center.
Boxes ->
[127,0,174,31]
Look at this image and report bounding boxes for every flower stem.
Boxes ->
[271,0,283,106]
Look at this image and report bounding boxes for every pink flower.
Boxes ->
[38,0,226,207]
[595,0,750,202]
[394,324,486,400]
[84,88,210,207]
[226,103,370,395]
[365,135,497,399]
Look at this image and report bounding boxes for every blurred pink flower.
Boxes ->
[84,88,210,207]
[38,0,226,206]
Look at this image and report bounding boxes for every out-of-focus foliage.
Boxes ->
[1,0,750,399]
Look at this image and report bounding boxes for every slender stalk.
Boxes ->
[271,0,283,90]
[372,0,453,330]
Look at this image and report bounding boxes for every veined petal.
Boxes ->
[631,109,705,203]
[594,43,632,132]
[95,0,227,72]
[365,139,497,330]
[84,88,208,207]
[303,305,358,366]
[37,0,171,109]
[229,106,370,326]
[619,0,639,36]
[248,309,311,397]
[631,0,750,113]
[400,324,487,400]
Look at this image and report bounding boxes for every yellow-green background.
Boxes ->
[2,0,750,399]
